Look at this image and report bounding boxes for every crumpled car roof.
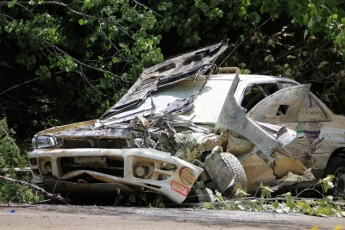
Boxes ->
[100,39,228,120]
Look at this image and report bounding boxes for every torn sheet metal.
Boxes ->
[100,40,228,119]
[247,84,311,124]
[215,72,306,158]
[242,154,277,193]
[214,72,278,159]
[226,130,255,156]
[272,168,315,190]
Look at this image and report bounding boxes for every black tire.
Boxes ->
[219,152,247,198]
[323,156,345,198]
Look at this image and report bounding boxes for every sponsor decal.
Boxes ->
[179,167,196,186]
[171,180,190,197]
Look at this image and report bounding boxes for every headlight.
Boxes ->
[32,135,57,149]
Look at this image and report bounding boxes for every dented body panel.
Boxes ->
[28,40,345,202]
[30,147,203,203]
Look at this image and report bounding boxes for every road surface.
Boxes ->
[0,204,344,229]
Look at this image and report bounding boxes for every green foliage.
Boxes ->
[319,175,335,193]
[0,173,37,204]
[0,0,164,133]
[0,117,36,203]
[149,0,345,113]
[1,0,345,143]
[259,182,273,199]
[0,117,26,168]
[203,176,345,217]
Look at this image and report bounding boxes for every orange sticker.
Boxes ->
[171,180,190,197]
[179,167,196,186]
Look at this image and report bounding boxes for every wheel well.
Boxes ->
[324,148,345,173]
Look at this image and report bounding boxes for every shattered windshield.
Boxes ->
[100,76,233,126]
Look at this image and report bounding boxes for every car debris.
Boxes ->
[28,40,345,203]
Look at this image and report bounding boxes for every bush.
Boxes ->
[0,117,36,203]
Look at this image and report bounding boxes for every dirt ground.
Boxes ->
[0,204,344,230]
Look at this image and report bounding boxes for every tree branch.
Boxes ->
[43,41,121,79]
[131,0,163,18]
[219,15,274,68]
[0,175,69,204]
[0,77,40,97]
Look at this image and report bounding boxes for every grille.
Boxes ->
[60,156,124,179]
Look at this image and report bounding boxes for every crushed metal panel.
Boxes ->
[271,152,307,178]
[247,84,311,123]
[272,168,315,190]
[226,130,254,156]
[298,94,329,121]
[29,148,203,204]
[100,40,228,119]
[36,120,96,136]
[242,154,277,193]
[98,73,234,126]
[256,122,297,149]
[215,73,312,159]
[280,122,317,168]
[215,73,282,158]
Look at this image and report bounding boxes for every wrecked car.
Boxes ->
[28,40,345,203]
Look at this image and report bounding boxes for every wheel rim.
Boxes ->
[333,166,345,198]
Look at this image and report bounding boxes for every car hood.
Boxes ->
[99,39,228,121]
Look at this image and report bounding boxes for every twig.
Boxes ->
[0,175,69,204]
[0,77,40,97]
[42,41,121,79]
[219,15,274,67]
[8,187,31,206]
[131,0,163,18]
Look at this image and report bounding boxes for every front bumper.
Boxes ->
[28,148,203,203]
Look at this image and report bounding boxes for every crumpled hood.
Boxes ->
[100,40,228,120]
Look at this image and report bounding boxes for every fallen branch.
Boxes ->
[0,167,31,176]
[0,175,69,204]
[8,187,31,205]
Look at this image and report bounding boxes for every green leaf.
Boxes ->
[78,19,84,25]
[204,202,215,209]
[296,200,305,208]
[112,57,120,63]
[4,26,13,33]
[272,200,280,209]
[341,18,345,24]
[308,18,313,28]
[7,0,15,8]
